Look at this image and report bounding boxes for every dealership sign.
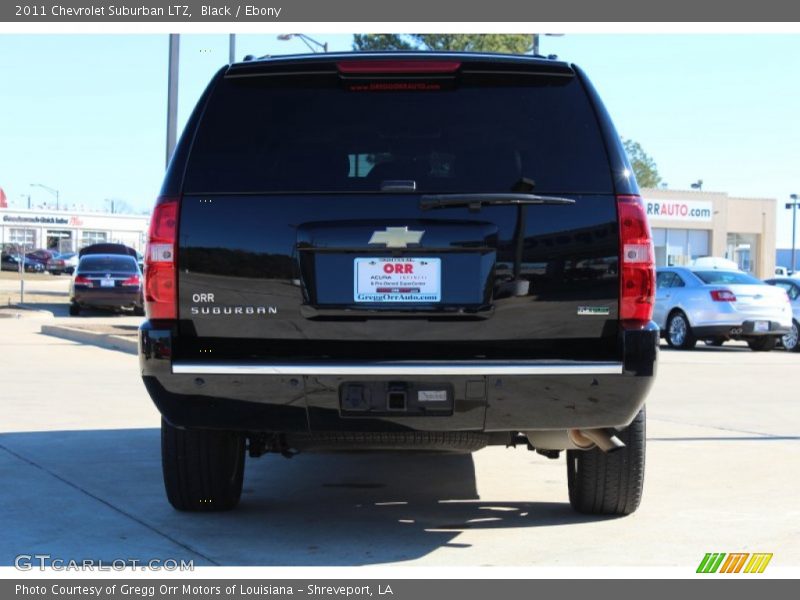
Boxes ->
[3,214,69,225]
[1,210,148,231]
[644,199,713,222]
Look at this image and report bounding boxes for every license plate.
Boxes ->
[100,279,115,288]
[354,257,441,303]
[754,321,769,333]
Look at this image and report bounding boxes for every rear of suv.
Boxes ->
[139,52,658,515]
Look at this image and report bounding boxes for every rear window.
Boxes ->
[184,74,613,195]
[78,256,138,273]
[693,271,762,285]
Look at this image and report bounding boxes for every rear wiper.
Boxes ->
[420,192,575,211]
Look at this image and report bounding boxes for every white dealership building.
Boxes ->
[0,207,150,254]
[641,188,776,278]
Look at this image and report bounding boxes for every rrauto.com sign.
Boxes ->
[644,199,713,223]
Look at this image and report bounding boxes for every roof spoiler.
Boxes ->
[224,52,575,79]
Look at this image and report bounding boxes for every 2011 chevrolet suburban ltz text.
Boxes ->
[139,52,658,515]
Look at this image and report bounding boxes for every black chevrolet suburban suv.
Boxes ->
[140,52,658,515]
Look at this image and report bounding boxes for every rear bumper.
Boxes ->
[73,289,142,307]
[692,320,791,338]
[140,321,658,434]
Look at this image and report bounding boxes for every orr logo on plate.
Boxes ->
[354,257,441,303]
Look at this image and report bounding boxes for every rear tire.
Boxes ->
[68,302,80,316]
[567,407,646,515]
[161,418,245,511]
[782,321,800,352]
[747,336,775,352]
[133,305,145,316]
[666,311,696,349]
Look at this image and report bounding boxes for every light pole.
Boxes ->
[30,183,59,210]
[166,34,180,168]
[788,194,799,274]
[277,34,328,53]
[229,34,236,63]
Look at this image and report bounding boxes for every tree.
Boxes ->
[622,139,662,189]
[352,34,414,51]
[353,34,532,55]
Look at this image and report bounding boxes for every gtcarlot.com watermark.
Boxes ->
[15,554,194,571]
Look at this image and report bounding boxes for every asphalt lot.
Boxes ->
[1,287,798,568]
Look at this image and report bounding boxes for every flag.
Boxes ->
[0,187,7,208]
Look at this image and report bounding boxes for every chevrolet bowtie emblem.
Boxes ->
[368,227,425,248]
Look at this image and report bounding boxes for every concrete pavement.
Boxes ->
[1,314,798,567]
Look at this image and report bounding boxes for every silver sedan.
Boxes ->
[764,276,800,351]
[654,267,792,351]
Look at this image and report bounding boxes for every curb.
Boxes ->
[15,304,57,318]
[0,304,56,318]
[40,324,138,355]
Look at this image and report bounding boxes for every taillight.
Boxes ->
[337,60,461,74]
[618,194,655,324]
[122,274,141,287]
[710,289,737,302]
[74,275,92,287]
[144,196,179,320]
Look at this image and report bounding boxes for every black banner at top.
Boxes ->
[3,0,800,22]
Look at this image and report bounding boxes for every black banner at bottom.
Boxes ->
[2,579,794,600]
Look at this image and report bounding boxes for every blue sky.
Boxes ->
[1,34,798,246]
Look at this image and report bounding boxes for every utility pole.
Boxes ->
[166,34,180,168]
[229,34,236,63]
[789,194,799,274]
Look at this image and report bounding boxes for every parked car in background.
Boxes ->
[654,267,792,351]
[764,277,800,352]
[46,252,79,275]
[69,254,144,316]
[24,252,50,272]
[1,251,21,271]
[1,251,45,272]
[27,249,56,263]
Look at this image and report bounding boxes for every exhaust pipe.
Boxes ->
[568,428,625,453]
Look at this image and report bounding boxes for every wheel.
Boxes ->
[747,336,775,352]
[68,302,80,316]
[133,305,145,316]
[704,337,725,347]
[161,418,245,511]
[567,407,646,516]
[666,311,696,349]
[782,321,800,352]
